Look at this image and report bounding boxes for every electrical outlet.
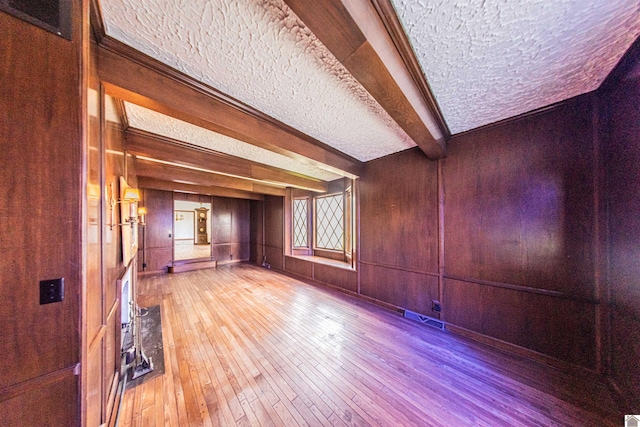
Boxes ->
[431,300,441,313]
[40,278,64,305]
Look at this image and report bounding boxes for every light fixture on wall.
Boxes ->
[137,207,147,226]
[108,183,145,230]
[175,213,184,221]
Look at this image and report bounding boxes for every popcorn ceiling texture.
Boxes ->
[391,0,640,134]
[101,0,415,162]
[125,102,342,182]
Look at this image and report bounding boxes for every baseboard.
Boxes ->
[445,323,605,382]
[256,261,620,401]
[272,264,409,316]
[607,376,640,414]
[170,260,218,273]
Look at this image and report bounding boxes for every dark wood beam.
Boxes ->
[283,0,447,159]
[126,129,328,193]
[370,0,450,141]
[135,158,286,197]
[137,177,265,201]
[97,38,362,177]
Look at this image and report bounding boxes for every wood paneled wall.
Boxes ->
[211,196,251,264]
[443,95,599,369]
[85,40,135,424]
[140,189,176,273]
[263,195,285,271]
[357,97,602,369]
[600,53,640,409]
[360,149,440,315]
[0,6,83,425]
[265,83,640,392]
[250,200,264,264]
[140,191,252,271]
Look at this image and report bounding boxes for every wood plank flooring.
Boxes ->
[120,264,620,426]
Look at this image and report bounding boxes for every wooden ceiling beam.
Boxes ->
[97,38,362,177]
[137,177,265,201]
[126,129,328,193]
[284,0,447,159]
[135,159,286,197]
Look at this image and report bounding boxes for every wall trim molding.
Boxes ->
[97,36,362,177]
[369,0,450,140]
[444,274,600,304]
[444,323,604,380]
[0,365,76,403]
[359,260,438,278]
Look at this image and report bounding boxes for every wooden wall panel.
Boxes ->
[601,55,640,407]
[210,196,250,262]
[360,148,439,273]
[141,189,174,272]
[314,264,358,293]
[212,244,231,262]
[284,256,313,278]
[264,195,284,270]
[443,278,597,368]
[231,243,251,262]
[1,376,78,427]
[443,96,596,298]
[145,248,173,273]
[212,196,232,245]
[265,246,284,271]
[230,198,250,245]
[0,7,82,423]
[359,263,439,315]
[250,200,264,263]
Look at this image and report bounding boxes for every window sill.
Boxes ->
[288,255,355,271]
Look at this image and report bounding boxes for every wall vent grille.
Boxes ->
[404,310,445,330]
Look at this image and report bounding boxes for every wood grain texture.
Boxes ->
[444,278,597,368]
[97,38,362,177]
[137,177,264,201]
[600,49,640,409]
[117,264,620,426]
[360,147,439,273]
[284,0,445,159]
[284,256,313,278]
[140,189,174,272]
[264,196,285,270]
[1,375,78,427]
[443,95,597,299]
[0,12,81,426]
[135,158,286,196]
[369,0,450,139]
[249,200,264,263]
[126,129,328,192]
[313,262,357,293]
[360,263,439,317]
[211,196,251,262]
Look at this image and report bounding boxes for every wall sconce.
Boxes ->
[108,183,145,230]
[175,213,184,221]
[137,207,147,226]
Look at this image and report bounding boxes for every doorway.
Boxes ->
[173,200,212,260]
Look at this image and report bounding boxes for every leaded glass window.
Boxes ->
[315,194,344,250]
[293,198,308,248]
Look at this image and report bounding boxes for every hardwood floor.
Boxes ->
[120,264,620,426]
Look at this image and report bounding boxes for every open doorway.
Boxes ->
[173,200,212,260]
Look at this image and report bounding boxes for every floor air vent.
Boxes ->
[404,310,445,330]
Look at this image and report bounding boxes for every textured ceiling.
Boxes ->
[125,102,342,182]
[391,0,640,134]
[101,0,415,162]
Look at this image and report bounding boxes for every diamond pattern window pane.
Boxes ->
[293,198,308,248]
[315,194,344,250]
